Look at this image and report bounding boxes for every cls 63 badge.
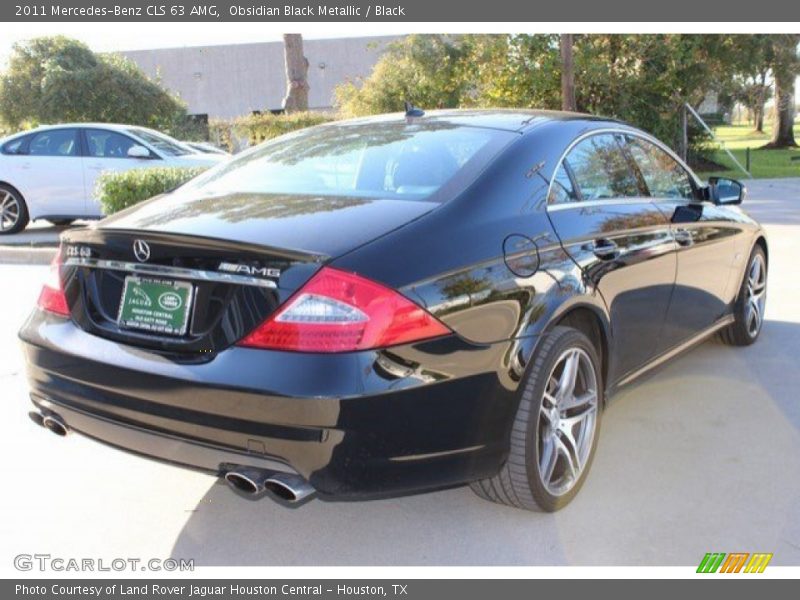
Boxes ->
[65,246,92,259]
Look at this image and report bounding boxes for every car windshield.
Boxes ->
[182,120,515,201]
[127,127,191,157]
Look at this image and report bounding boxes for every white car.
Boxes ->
[183,141,231,156]
[0,123,227,234]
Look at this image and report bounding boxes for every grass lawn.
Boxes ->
[696,123,800,180]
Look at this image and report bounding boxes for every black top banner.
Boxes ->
[4,0,800,22]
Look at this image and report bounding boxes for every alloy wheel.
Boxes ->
[0,191,21,232]
[537,347,599,497]
[745,253,767,338]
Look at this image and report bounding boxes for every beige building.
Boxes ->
[121,36,400,119]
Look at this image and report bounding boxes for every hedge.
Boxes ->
[96,166,208,215]
[209,111,334,152]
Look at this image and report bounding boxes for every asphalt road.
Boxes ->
[1,179,799,567]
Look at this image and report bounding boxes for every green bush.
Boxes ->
[210,111,335,151]
[0,37,190,132]
[96,166,207,215]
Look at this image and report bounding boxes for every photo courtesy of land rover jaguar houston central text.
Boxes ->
[19,110,767,511]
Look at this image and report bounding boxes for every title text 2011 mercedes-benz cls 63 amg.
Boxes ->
[19,110,767,511]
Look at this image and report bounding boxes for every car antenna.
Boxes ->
[404,101,425,118]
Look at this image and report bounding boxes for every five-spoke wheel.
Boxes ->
[0,185,29,234]
[744,252,767,338]
[720,244,767,346]
[470,326,603,511]
[538,347,599,497]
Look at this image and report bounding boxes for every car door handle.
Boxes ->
[674,228,693,246]
[87,164,105,171]
[591,238,619,260]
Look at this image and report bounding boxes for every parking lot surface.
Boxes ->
[0,179,798,566]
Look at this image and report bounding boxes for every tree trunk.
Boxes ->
[282,34,309,113]
[755,71,767,133]
[765,71,797,148]
[560,34,576,112]
[765,35,799,149]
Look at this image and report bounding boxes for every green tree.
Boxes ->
[335,34,756,162]
[0,36,188,132]
[335,34,471,116]
[729,35,774,132]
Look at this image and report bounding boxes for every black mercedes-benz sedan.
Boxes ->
[19,110,767,512]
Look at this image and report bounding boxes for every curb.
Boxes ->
[0,246,56,265]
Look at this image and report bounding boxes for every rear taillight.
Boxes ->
[37,248,69,316]
[238,267,451,352]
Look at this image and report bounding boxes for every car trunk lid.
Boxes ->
[99,191,437,257]
[59,192,436,356]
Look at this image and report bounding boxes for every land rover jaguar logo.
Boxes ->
[133,239,151,262]
[158,292,182,311]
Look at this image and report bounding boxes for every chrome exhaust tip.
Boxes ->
[223,467,271,499]
[28,411,45,428]
[223,467,316,506]
[42,414,68,437]
[265,472,316,505]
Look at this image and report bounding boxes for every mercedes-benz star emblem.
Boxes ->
[133,239,151,263]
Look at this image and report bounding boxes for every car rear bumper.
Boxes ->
[19,310,525,499]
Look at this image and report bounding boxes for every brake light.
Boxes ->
[238,267,451,352]
[37,248,69,316]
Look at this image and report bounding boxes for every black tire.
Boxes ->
[47,219,75,227]
[0,183,30,234]
[719,245,767,347]
[470,326,603,512]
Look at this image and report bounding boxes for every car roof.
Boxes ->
[334,108,621,133]
[24,123,152,132]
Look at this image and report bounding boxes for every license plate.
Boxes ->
[117,276,193,336]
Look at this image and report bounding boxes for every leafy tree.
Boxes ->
[335,34,471,116]
[0,36,188,132]
[464,34,561,109]
[729,35,774,132]
[335,34,784,161]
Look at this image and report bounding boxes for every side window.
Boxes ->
[85,129,139,158]
[564,134,642,200]
[1,136,29,155]
[625,136,694,200]
[27,129,79,157]
[548,164,579,204]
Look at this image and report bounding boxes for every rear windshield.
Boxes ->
[183,121,515,201]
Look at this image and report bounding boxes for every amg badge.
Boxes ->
[218,262,281,279]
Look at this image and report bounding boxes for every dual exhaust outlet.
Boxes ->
[29,409,315,506]
[223,467,316,506]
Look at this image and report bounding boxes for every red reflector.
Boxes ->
[238,267,451,352]
[37,248,70,316]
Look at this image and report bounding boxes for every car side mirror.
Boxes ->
[708,177,745,205]
[127,145,151,159]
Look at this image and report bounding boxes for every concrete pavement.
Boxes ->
[0,180,798,567]
[0,221,80,265]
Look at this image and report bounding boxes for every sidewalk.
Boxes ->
[0,221,79,265]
